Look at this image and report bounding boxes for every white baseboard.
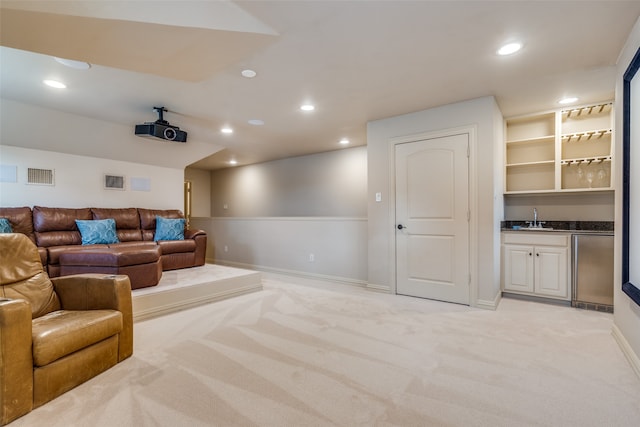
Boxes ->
[476,291,501,311]
[366,283,392,293]
[611,323,640,379]
[214,259,368,289]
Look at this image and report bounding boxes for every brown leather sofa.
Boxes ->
[0,233,133,425]
[0,206,207,288]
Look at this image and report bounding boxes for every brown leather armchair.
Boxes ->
[0,233,133,425]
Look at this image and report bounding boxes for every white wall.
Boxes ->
[367,96,503,307]
[613,17,640,376]
[0,98,222,211]
[0,145,183,209]
[0,99,223,170]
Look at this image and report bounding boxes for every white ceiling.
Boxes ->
[1,1,639,170]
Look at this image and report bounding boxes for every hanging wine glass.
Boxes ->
[597,160,608,186]
[577,161,585,186]
[586,169,595,188]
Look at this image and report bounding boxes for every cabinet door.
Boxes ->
[503,244,534,293]
[534,246,569,299]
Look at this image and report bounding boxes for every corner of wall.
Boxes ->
[613,17,640,376]
[612,323,640,378]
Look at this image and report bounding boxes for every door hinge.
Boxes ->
[468,274,471,285]
[467,144,470,158]
[467,210,470,221]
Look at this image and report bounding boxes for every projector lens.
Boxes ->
[164,128,177,140]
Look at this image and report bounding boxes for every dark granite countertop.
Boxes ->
[501,220,613,233]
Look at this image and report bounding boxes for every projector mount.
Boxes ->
[152,106,170,125]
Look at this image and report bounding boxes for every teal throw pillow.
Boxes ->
[154,216,185,241]
[0,218,12,233]
[75,218,120,245]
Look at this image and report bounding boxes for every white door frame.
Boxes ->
[387,125,478,306]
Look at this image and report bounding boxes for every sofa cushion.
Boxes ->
[91,208,139,229]
[35,231,82,248]
[0,218,12,233]
[47,244,109,265]
[76,219,120,245]
[32,309,123,366]
[157,239,196,255]
[109,241,157,250]
[154,216,185,241]
[0,206,36,243]
[33,206,91,247]
[33,206,92,232]
[60,246,160,267]
[91,208,142,242]
[139,208,183,241]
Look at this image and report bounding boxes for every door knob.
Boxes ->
[397,224,406,230]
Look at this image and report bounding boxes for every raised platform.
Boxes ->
[131,263,262,321]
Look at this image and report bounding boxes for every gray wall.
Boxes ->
[184,167,212,217]
[195,146,369,284]
[195,216,368,284]
[210,146,367,217]
[504,193,615,221]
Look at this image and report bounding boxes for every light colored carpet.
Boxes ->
[11,275,640,426]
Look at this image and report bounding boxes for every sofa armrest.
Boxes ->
[185,230,207,266]
[0,298,34,425]
[184,229,206,239]
[52,274,133,361]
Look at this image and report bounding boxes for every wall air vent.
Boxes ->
[27,168,54,186]
[104,174,125,190]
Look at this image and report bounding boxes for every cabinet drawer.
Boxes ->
[502,232,569,246]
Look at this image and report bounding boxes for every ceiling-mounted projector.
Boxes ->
[135,106,187,142]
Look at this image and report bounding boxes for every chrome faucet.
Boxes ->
[526,207,546,228]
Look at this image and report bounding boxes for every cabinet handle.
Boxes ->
[529,252,532,256]
[536,253,539,257]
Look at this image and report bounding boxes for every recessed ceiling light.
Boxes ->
[339,138,350,145]
[248,119,264,126]
[497,42,522,56]
[43,79,66,89]
[241,69,257,78]
[229,159,238,165]
[221,127,233,134]
[300,104,315,111]
[54,57,91,70]
[558,97,579,105]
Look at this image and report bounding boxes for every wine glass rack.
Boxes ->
[505,102,613,193]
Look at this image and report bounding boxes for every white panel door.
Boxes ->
[395,133,470,304]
